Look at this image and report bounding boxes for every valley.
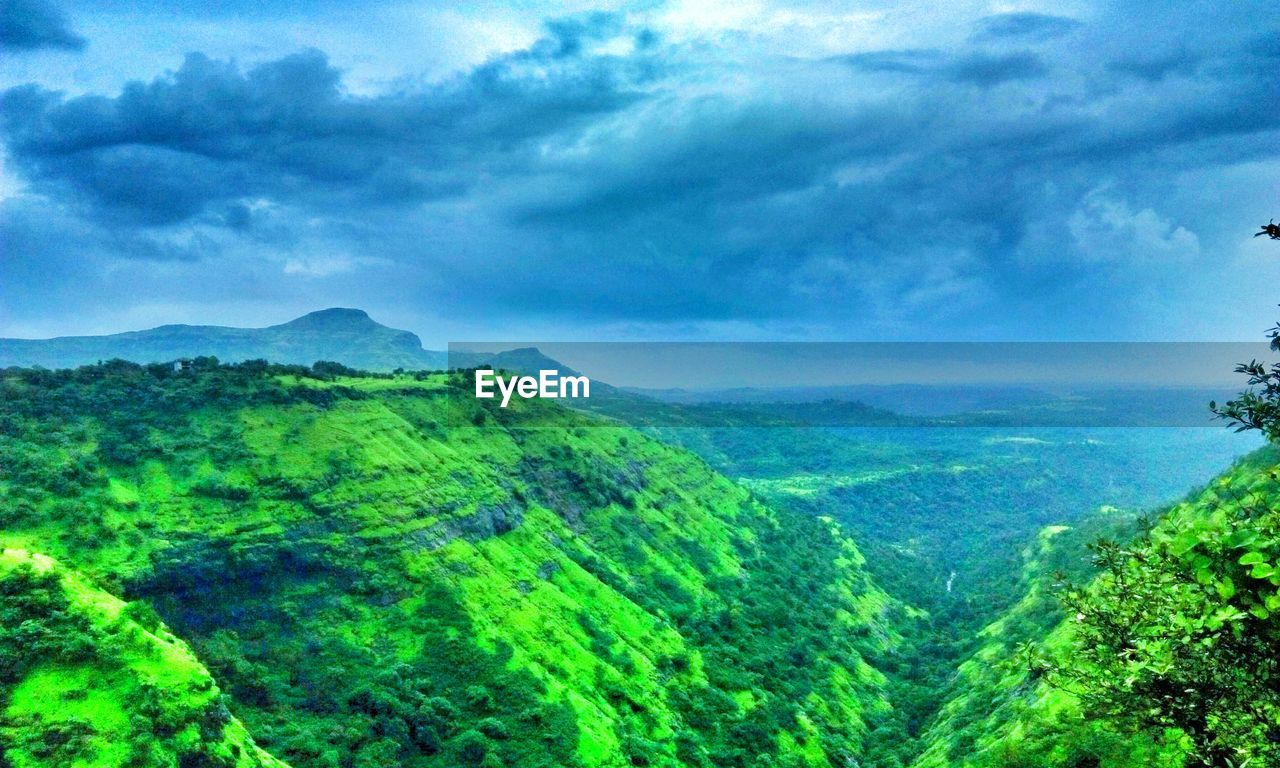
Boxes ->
[0,320,1273,767]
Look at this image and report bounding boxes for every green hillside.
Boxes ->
[908,519,1173,768]
[912,445,1280,767]
[0,360,909,768]
[0,548,288,768]
[647,425,1255,749]
[4,355,1275,767]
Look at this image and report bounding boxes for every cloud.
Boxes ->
[946,51,1047,85]
[1107,49,1203,82]
[0,24,655,225]
[1,4,1278,341]
[841,49,942,75]
[1068,189,1201,265]
[971,12,1082,42]
[841,48,1047,86]
[0,0,85,52]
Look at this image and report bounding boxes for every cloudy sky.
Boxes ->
[1,0,1277,344]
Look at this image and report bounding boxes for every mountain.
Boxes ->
[0,360,910,768]
[0,548,289,768]
[0,308,445,371]
[452,346,586,376]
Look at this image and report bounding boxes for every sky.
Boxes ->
[1,0,1278,344]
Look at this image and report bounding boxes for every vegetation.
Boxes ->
[0,360,905,767]
[909,305,1280,767]
[0,548,286,768]
[1057,454,1280,766]
[2,307,1277,767]
[650,424,1253,746]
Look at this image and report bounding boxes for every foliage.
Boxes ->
[0,550,287,768]
[1212,318,1280,442]
[1,353,1269,768]
[0,360,900,767]
[652,423,1253,756]
[1054,482,1280,766]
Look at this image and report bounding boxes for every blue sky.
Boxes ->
[1,0,1277,343]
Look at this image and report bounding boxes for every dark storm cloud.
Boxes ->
[2,4,1279,339]
[971,12,1083,42]
[0,0,85,51]
[1107,49,1203,81]
[481,24,1280,330]
[1,26,654,225]
[841,49,1047,86]
[946,51,1048,85]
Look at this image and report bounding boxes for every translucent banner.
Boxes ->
[442,342,1277,428]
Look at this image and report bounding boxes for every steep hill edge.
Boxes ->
[0,548,290,768]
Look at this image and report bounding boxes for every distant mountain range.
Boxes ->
[0,309,1232,427]
[0,308,628,378]
[0,308,446,371]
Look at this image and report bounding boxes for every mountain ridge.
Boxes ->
[0,308,445,371]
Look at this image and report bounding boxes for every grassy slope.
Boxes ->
[0,365,903,768]
[912,446,1280,768]
[0,548,288,768]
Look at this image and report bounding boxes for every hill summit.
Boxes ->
[273,307,380,331]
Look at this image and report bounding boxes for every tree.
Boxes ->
[1043,223,1280,767]
[1211,224,1280,440]
[1050,527,1280,767]
[1210,316,1280,441]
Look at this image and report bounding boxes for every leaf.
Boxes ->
[1169,530,1201,558]
[1211,606,1244,625]
[1216,577,1236,600]
[1239,551,1266,566]
[1226,529,1260,549]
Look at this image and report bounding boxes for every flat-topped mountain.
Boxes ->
[0,308,446,371]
